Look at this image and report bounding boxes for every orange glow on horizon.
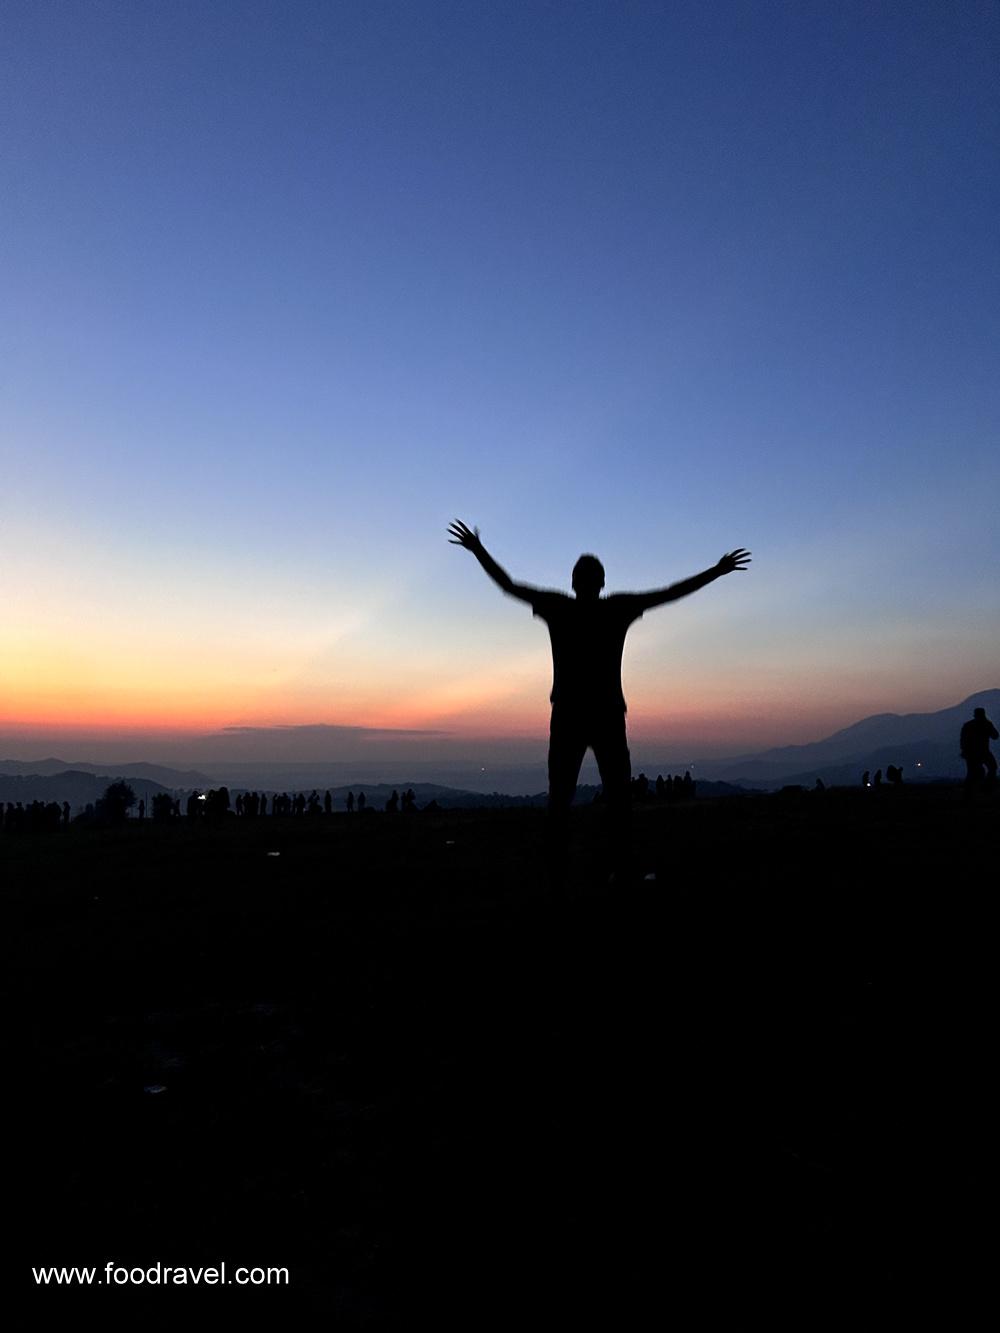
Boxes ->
[0,701,834,750]
[2,648,986,755]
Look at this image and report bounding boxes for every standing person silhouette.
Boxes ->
[448,520,750,878]
[960,705,998,795]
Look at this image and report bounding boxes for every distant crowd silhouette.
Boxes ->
[630,771,696,801]
[4,776,707,832]
[0,786,431,831]
[2,800,71,833]
[173,786,422,821]
[861,767,905,788]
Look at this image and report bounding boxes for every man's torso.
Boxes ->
[529,592,645,712]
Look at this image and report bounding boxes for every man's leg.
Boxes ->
[592,713,633,877]
[548,708,588,880]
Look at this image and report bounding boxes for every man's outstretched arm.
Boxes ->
[634,549,752,611]
[448,520,538,602]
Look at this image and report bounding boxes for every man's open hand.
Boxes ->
[716,549,752,575]
[448,520,482,552]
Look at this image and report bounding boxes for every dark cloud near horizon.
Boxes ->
[214,724,450,740]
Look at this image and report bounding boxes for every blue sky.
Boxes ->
[3,0,998,764]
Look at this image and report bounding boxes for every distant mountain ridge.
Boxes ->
[692,690,1000,787]
[0,770,179,811]
[0,758,214,787]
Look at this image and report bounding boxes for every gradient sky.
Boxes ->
[3,0,998,766]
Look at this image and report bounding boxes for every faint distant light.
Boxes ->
[866,782,872,788]
[916,761,923,767]
[198,794,207,801]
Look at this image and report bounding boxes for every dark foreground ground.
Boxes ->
[3,790,994,1326]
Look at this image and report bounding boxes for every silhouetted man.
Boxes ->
[448,520,750,874]
[960,706,998,794]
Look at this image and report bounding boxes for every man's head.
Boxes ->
[974,707,986,720]
[572,554,605,600]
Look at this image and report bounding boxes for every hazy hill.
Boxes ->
[697,689,1000,787]
[0,758,213,787]
[0,770,177,812]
